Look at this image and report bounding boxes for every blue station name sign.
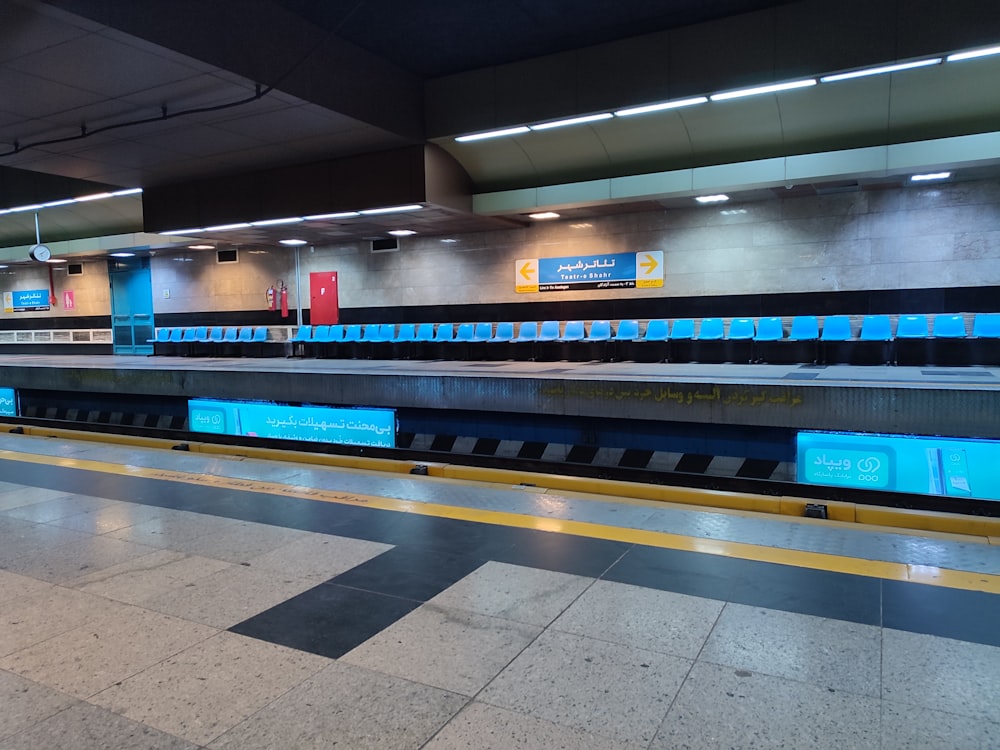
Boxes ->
[516,251,663,293]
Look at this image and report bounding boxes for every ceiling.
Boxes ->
[0,0,998,258]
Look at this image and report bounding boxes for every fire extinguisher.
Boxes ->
[265,284,276,311]
[279,280,288,318]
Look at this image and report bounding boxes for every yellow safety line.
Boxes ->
[2,447,999,595]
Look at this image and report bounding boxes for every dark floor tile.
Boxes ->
[329,545,486,602]
[605,545,881,625]
[883,580,1000,647]
[230,583,420,659]
[494,528,630,578]
[375,513,526,558]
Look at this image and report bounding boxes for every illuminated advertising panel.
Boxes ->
[189,399,395,448]
[0,388,16,417]
[797,431,1000,502]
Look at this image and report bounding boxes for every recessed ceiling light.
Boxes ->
[188,244,214,250]
[528,211,560,219]
[109,252,135,258]
[455,126,531,143]
[910,172,951,182]
[614,96,708,117]
[710,79,816,101]
[203,222,251,231]
[45,258,67,263]
[441,238,458,243]
[359,204,423,215]
[695,194,730,203]
[388,229,416,236]
[279,239,308,246]
[251,217,303,226]
[304,211,360,220]
[530,113,613,131]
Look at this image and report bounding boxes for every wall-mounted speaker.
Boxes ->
[370,238,399,253]
[67,263,84,275]
[216,248,239,264]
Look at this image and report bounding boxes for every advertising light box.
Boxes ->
[797,430,1000,502]
[0,388,16,417]
[189,399,395,448]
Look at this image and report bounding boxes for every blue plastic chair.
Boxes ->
[538,320,560,342]
[252,326,268,343]
[860,315,893,341]
[490,322,515,342]
[895,315,929,338]
[643,319,670,341]
[147,328,171,344]
[728,318,756,340]
[454,323,475,342]
[222,327,239,344]
[697,318,725,340]
[932,314,966,338]
[513,322,539,343]
[754,317,783,342]
[586,320,611,341]
[670,319,695,339]
[558,321,586,342]
[361,324,383,343]
[789,316,819,340]
[613,320,640,340]
[291,325,312,343]
[342,324,363,343]
[392,323,416,343]
[820,316,852,341]
[201,326,225,344]
[237,326,254,343]
[472,322,493,342]
[972,313,1000,338]
[433,323,455,343]
[415,323,436,342]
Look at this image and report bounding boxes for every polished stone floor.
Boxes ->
[0,431,998,749]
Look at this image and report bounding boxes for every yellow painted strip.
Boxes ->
[1,446,999,595]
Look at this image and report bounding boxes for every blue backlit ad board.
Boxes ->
[0,388,16,417]
[797,430,1000,502]
[189,399,395,448]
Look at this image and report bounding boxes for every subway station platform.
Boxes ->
[0,429,998,748]
[1,355,999,496]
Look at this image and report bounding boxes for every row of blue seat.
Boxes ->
[148,326,281,356]
[288,313,1000,365]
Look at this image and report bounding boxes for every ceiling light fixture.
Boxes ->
[910,172,952,181]
[695,194,729,203]
[279,239,308,246]
[820,58,941,83]
[161,228,205,235]
[359,204,422,215]
[388,229,416,236]
[455,126,531,143]
[10,204,44,212]
[304,211,360,220]
[45,258,67,263]
[710,79,816,101]
[614,96,709,117]
[41,199,77,208]
[74,192,114,202]
[528,211,560,219]
[250,217,303,226]
[530,113,613,131]
[203,222,252,231]
[441,238,458,243]
[188,244,214,250]
[109,252,135,257]
[947,45,1000,62]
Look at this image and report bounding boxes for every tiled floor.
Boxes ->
[0,433,999,748]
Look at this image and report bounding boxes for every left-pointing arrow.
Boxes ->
[520,262,535,280]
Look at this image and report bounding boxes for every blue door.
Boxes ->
[108,258,154,355]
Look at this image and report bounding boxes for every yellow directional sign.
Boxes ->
[515,258,538,293]
[636,250,664,288]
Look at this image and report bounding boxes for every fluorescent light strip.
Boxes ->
[710,79,816,101]
[359,204,422,215]
[528,211,560,219]
[279,239,308,246]
[304,211,360,220]
[947,45,1000,62]
[41,199,77,208]
[250,217,303,226]
[204,222,251,231]
[110,187,143,196]
[455,126,531,142]
[74,192,114,202]
[614,96,708,117]
[10,204,44,212]
[160,228,205,235]
[530,113,613,131]
[695,194,729,203]
[910,172,951,181]
[820,58,941,83]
